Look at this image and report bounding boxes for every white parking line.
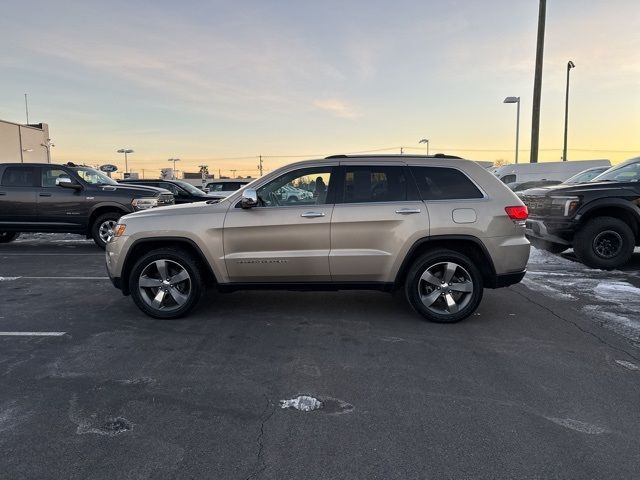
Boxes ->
[0,332,66,336]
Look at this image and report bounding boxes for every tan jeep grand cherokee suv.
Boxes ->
[106,155,530,322]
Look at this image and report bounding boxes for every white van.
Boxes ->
[493,160,611,184]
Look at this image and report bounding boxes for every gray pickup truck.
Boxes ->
[0,162,174,248]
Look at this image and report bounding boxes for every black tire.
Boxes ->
[573,216,635,270]
[0,232,20,243]
[527,236,569,254]
[129,248,204,319]
[405,249,484,323]
[91,212,122,249]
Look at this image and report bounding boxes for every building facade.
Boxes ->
[0,119,51,163]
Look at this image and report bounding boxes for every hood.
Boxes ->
[124,198,227,219]
[519,181,633,197]
[99,184,170,196]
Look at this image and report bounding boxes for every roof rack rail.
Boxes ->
[432,153,462,159]
[324,154,348,159]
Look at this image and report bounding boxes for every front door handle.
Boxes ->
[39,193,52,197]
[301,212,325,218]
[395,208,421,215]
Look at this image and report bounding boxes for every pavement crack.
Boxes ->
[244,394,276,480]
[513,287,640,362]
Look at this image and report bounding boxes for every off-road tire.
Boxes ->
[574,216,635,270]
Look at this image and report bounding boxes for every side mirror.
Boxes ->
[241,188,258,209]
[56,177,81,190]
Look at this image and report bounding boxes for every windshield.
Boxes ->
[592,160,640,183]
[73,167,118,185]
[563,168,608,184]
[174,180,206,196]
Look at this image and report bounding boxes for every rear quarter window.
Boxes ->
[410,167,484,200]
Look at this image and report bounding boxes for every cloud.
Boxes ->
[312,99,360,119]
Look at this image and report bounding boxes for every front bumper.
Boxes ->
[525,218,576,245]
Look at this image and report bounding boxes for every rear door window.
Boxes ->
[342,166,408,203]
[1,166,37,187]
[410,167,483,200]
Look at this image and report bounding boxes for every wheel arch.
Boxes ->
[87,204,129,236]
[394,235,497,289]
[120,237,218,295]
[578,200,640,240]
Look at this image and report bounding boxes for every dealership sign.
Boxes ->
[100,164,118,173]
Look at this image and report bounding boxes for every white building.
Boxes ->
[0,119,52,163]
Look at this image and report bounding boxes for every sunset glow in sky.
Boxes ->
[1,0,638,176]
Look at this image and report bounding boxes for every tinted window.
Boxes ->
[343,166,407,203]
[1,167,36,187]
[158,182,182,195]
[410,167,483,200]
[42,167,71,187]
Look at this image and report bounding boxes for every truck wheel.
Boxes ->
[129,248,204,319]
[527,236,568,254]
[91,212,121,249]
[0,232,20,243]
[574,216,635,270]
[405,249,483,323]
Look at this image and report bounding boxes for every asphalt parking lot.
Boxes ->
[1,235,639,479]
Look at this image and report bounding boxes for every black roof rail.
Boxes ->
[324,154,348,159]
[433,153,462,159]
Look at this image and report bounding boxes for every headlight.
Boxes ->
[131,197,158,210]
[550,196,580,216]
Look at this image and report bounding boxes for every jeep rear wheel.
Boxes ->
[574,216,635,270]
[129,248,204,319]
[405,250,483,323]
[0,232,20,243]
[91,212,122,249]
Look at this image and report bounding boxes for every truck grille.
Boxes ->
[520,195,551,216]
[157,194,175,206]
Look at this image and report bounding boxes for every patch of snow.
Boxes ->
[615,360,640,371]
[582,306,640,343]
[0,277,20,281]
[545,417,609,435]
[594,281,640,305]
[521,277,576,300]
[280,395,323,412]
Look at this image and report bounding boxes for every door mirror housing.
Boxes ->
[241,188,258,209]
[56,177,81,190]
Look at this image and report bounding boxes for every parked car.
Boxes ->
[0,163,174,248]
[562,166,610,185]
[106,155,530,322]
[204,179,251,198]
[275,184,313,203]
[493,160,611,185]
[119,179,220,204]
[507,180,562,192]
[519,156,640,269]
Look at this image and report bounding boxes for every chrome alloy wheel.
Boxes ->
[98,220,118,244]
[138,259,192,312]
[418,262,474,315]
[593,230,623,259]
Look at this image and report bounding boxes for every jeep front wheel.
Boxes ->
[129,248,204,319]
[405,250,483,323]
[574,216,635,270]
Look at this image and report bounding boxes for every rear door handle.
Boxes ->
[395,208,421,215]
[301,212,325,218]
[39,193,52,197]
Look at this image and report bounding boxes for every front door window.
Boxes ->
[256,167,333,207]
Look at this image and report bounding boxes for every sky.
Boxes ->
[0,0,638,177]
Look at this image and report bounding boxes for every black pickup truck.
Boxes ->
[519,157,640,269]
[0,163,174,248]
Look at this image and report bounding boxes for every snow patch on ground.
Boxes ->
[545,417,609,435]
[528,248,577,266]
[594,281,640,305]
[615,360,640,371]
[0,277,20,281]
[280,395,323,412]
[582,306,640,343]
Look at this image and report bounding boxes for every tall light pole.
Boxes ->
[117,149,134,173]
[419,138,430,155]
[530,0,547,163]
[168,158,180,179]
[562,61,576,162]
[503,97,521,164]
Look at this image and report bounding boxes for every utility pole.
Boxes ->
[231,169,237,178]
[562,61,576,162]
[258,155,264,177]
[530,0,546,163]
[24,94,30,124]
[400,147,404,154]
[218,168,221,179]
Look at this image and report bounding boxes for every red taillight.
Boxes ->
[505,205,528,221]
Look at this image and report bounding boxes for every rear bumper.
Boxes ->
[487,270,526,289]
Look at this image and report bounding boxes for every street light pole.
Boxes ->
[562,61,576,162]
[168,158,180,179]
[117,149,134,173]
[530,0,547,163]
[419,138,430,155]
[503,97,521,164]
